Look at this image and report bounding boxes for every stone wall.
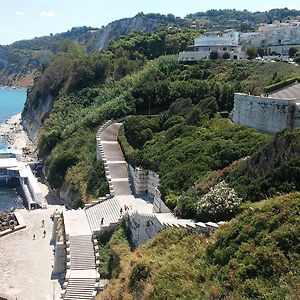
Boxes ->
[127,212,165,247]
[51,213,67,276]
[233,93,300,134]
[128,165,170,213]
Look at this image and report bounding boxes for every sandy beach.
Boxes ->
[0,113,37,162]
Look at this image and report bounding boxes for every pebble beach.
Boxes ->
[0,113,37,162]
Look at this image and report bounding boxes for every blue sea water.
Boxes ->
[0,88,27,146]
[0,88,27,211]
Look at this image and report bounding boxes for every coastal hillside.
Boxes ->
[96,192,300,300]
[0,27,95,87]
[21,24,300,206]
[0,13,184,87]
[2,8,300,87]
[16,9,300,298]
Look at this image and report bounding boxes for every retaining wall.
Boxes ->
[233,93,300,134]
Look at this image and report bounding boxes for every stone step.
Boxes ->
[85,197,122,232]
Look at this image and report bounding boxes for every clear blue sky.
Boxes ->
[0,0,299,45]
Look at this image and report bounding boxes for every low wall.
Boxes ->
[51,213,67,276]
[153,188,170,213]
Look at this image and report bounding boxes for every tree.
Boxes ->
[223,52,230,59]
[257,47,265,57]
[246,46,257,59]
[289,47,297,58]
[209,51,219,60]
[294,56,300,63]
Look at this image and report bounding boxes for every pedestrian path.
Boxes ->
[61,209,99,300]
[97,122,132,196]
[61,119,221,299]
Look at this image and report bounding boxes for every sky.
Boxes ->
[0,0,299,45]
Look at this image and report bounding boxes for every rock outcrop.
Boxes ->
[87,14,160,52]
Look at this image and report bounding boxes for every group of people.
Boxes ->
[32,219,46,240]
[120,205,132,216]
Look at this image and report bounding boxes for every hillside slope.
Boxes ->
[227,129,300,201]
[2,8,300,86]
[96,193,300,300]
[21,38,300,204]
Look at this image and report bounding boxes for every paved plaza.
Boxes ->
[0,206,62,300]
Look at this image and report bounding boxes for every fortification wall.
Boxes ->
[233,93,300,134]
[128,164,170,213]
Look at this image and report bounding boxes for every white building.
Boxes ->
[179,20,300,62]
[240,21,300,55]
[179,30,246,61]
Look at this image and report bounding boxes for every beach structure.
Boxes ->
[0,148,45,209]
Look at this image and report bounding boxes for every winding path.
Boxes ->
[98,122,131,195]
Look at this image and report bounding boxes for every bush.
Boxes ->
[289,47,297,58]
[264,77,300,93]
[223,52,230,59]
[209,51,219,60]
[197,181,241,221]
[129,262,151,290]
[86,160,109,197]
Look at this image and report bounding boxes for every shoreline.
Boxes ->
[0,86,28,90]
[0,113,37,162]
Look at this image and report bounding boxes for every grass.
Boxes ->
[96,192,300,300]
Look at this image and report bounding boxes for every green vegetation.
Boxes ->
[122,116,269,206]
[97,220,132,281]
[21,15,300,299]
[227,129,300,202]
[23,25,300,206]
[28,31,300,204]
[264,77,300,93]
[97,193,300,300]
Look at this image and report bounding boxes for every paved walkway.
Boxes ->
[270,83,300,100]
[0,206,62,300]
[99,123,132,196]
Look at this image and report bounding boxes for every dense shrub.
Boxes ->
[196,181,241,221]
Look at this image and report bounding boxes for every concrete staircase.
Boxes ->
[96,121,132,196]
[68,235,96,270]
[128,211,221,247]
[61,209,100,299]
[62,278,97,300]
[85,197,122,233]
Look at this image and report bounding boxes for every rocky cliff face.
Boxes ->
[0,14,173,87]
[22,93,55,142]
[87,14,160,52]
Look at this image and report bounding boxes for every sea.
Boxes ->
[0,88,27,211]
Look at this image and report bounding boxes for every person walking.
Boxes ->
[42,220,45,227]
[33,234,35,240]
[43,230,46,238]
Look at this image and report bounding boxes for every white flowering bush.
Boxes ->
[197,181,242,221]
